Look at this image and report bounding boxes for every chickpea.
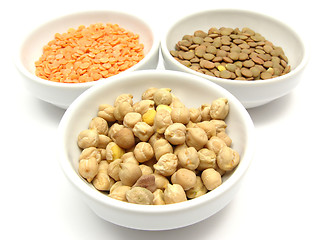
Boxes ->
[186,176,207,199]
[154,108,173,134]
[185,127,208,150]
[132,121,154,142]
[153,139,173,161]
[113,101,134,121]
[164,184,187,204]
[99,148,107,160]
[126,187,154,205]
[173,143,188,155]
[197,121,216,139]
[171,168,197,190]
[156,104,172,113]
[148,132,164,148]
[141,87,158,100]
[97,135,112,149]
[123,112,142,129]
[133,100,155,115]
[133,174,157,192]
[108,123,124,141]
[78,157,99,182]
[139,164,154,175]
[119,162,142,186]
[153,153,178,176]
[210,98,229,120]
[109,181,123,193]
[142,109,157,126]
[107,159,122,181]
[217,131,232,147]
[200,104,211,121]
[164,123,186,145]
[201,168,222,190]
[153,88,172,106]
[92,172,114,191]
[96,159,109,172]
[211,120,227,133]
[197,148,217,171]
[114,93,133,107]
[189,108,201,123]
[106,142,125,162]
[108,185,131,201]
[217,146,240,171]
[89,117,108,135]
[79,147,102,163]
[133,142,154,163]
[98,104,116,122]
[77,89,239,205]
[112,127,135,149]
[171,107,190,124]
[121,152,139,165]
[206,136,227,155]
[77,129,99,149]
[153,189,165,205]
[92,161,114,191]
[153,173,169,190]
[177,147,200,170]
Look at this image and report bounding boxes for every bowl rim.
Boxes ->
[160,8,309,87]
[58,69,255,214]
[14,9,160,90]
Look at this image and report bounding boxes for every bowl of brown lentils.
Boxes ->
[58,70,255,230]
[161,9,308,108]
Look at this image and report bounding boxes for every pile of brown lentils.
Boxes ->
[170,27,291,80]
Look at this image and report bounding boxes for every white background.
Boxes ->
[1,0,319,239]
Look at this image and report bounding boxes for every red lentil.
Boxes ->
[35,23,144,83]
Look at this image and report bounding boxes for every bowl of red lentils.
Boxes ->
[58,70,255,230]
[161,9,308,108]
[15,10,159,109]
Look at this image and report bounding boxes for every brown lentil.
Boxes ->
[170,27,290,80]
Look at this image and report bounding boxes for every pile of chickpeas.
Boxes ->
[77,87,240,205]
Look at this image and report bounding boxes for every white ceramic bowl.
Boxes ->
[161,9,308,108]
[58,70,255,230]
[15,10,159,109]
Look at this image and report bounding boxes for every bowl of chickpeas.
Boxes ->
[15,10,159,109]
[58,70,255,230]
[161,9,308,108]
